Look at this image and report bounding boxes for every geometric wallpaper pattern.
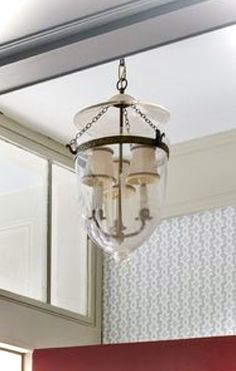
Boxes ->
[103,206,236,343]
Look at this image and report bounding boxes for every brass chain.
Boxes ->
[131,104,160,133]
[118,58,126,81]
[69,105,109,148]
[116,58,128,93]
[124,108,131,133]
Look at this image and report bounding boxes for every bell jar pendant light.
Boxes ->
[67,59,170,261]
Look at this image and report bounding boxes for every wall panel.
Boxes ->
[33,336,236,371]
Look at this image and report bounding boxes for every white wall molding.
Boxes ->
[171,129,236,157]
[164,129,236,218]
[1,0,236,94]
[0,113,72,167]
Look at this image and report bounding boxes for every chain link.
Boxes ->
[118,58,126,81]
[124,108,131,133]
[117,58,128,93]
[131,104,160,133]
[69,105,109,147]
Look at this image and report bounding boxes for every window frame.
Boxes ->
[0,112,101,326]
[0,346,25,371]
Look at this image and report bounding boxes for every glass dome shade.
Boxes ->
[75,137,168,262]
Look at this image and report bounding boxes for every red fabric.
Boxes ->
[33,336,236,371]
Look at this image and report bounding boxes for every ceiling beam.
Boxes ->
[0,0,236,95]
[0,0,206,67]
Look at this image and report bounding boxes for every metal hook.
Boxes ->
[117,58,128,93]
[118,58,126,80]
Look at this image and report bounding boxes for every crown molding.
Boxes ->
[0,0,236,95]
[164,129,236,219]
[171,129,236,157]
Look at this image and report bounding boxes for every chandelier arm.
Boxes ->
[89,210,109,235]
[90,211,124,240]
[123,219,146,238]
[90,210,117,239]
[90,209,148,241]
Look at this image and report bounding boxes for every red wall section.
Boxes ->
[33,336,236,371]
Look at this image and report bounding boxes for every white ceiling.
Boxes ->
[0,24,236,145]
[0,0,175,45]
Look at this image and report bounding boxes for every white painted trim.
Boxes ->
[163,129,236,218]
[0,115,102,348]
[164,190,236,219]
[171,129,236,157]
[0,342,29,353]
[0,0,236,94]
[0,113,72,167]
[24,352,32,371]
[0,293,101,348]
[0,342,31,371]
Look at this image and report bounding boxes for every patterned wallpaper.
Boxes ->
[103,206,236,343]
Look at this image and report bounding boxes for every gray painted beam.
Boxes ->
[0,0,236,95]
[0,0,205,66]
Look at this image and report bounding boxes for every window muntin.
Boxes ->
[51,164,88,315]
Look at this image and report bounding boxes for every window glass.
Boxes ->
[0,349,22,371]
[51,164,88,315]
[0,140,47,301]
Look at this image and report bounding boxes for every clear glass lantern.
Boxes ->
[67,59,170,261]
